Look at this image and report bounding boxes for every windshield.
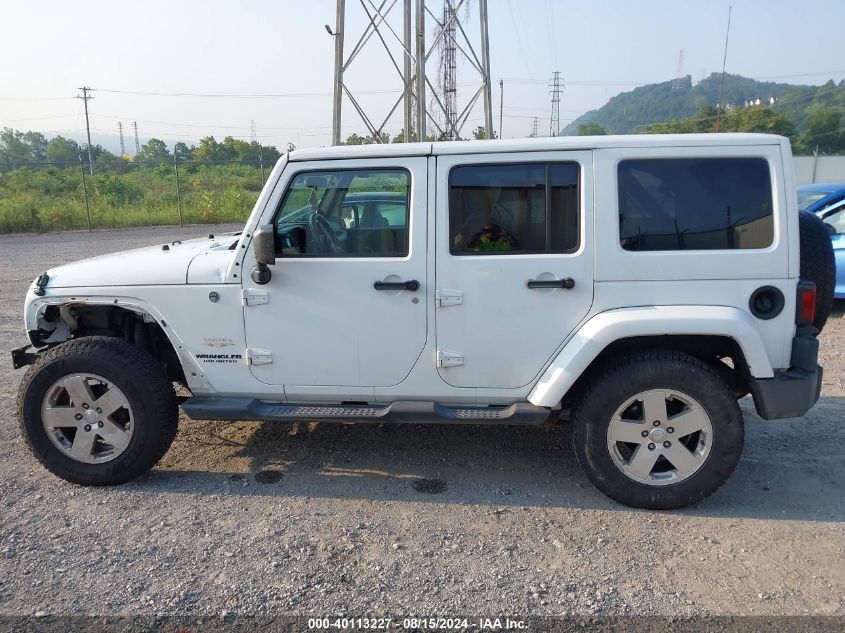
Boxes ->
[798,190,831,211]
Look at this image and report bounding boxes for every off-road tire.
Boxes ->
[799,209,836,331]
[18,336,178,485]
[571,350,744,510]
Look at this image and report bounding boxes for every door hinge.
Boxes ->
[242,288,269,306]
[436,289,463,307]
[247,348,273,365]
[437,350,464,367]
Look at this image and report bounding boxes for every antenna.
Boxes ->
[548,71,562,136]
[133,121,140,153]
[672,49,685,89]
[118,121,126,156]
[716,6,733,132]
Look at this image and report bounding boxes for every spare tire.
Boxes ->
[798,210,836,331]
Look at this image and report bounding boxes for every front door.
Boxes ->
[434,151,594,389]
[243,157,428,395]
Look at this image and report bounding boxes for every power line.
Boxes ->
[94,87,405,99]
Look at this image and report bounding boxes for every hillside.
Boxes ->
[562,73,822,135]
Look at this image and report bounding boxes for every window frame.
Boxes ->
[616,156,775,253]
[270,166,412,259]
[446,160,581,256]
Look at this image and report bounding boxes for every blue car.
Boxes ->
[798,182,845,299]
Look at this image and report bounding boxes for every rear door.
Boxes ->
[434,151,594,389]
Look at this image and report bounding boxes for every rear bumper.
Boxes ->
[750,330,822,420]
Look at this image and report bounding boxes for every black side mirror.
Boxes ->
[253,225,276,265]
[251,224,275,284]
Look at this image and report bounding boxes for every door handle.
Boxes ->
[374,279,420,292]
[526,277,575,290]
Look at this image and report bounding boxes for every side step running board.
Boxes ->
[181,397,550,425]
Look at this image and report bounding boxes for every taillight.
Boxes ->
[796,280,816,325]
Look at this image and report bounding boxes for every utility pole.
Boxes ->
[76,87,94,175]
[118,122,126,156]
[173,152,183,227]
[133,122,140,154]
[715,5,733,132]
[403,0,413,141]
[415,0,426,141]
[331,0,345,145]
[78,151,92,231]
[479,0,493,139]
[548,71,562,137]
[498,79,503,138]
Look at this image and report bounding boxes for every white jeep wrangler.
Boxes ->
[13,134,834,509]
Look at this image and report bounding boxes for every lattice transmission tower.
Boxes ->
[439,1,458,138]
[672,49,685,89]
[329,0,493,144]
[548,71,562,137]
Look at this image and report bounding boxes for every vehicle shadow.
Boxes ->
[134,396,845,523]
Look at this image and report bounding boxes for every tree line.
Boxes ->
[569,75,845,155]
[0,128,290,171]
[577,101,845,155]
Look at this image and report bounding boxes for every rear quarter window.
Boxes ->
[618,157,774,251]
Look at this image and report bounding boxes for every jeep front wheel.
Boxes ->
[18,336,179,486]
[571,350,743,509]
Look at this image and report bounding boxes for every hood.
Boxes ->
[43,233,240,288]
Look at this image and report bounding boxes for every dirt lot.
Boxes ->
[0,226,842,620]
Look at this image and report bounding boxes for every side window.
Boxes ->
[274,168,409,257]
[618,158,774,251]
[448,162,580,255]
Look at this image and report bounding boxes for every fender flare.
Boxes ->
[528,305,774,407]
[25,291,212,393]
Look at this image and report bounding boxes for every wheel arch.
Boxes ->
[26,297,197,386]
[528,305,774,408]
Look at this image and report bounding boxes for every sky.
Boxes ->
[2,0,845,151]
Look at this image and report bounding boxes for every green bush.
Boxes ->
[0,163,261,233]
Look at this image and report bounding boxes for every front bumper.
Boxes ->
[750,330,822,420]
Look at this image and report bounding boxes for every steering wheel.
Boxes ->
[309,211,343,254]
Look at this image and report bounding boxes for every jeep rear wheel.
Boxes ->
[18,336,179,486]
[571,350,743,509]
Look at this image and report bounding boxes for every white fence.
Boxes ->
[794,156,845,185]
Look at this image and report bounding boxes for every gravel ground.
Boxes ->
[0,225,843,619]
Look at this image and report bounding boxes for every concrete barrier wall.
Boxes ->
[794,156,845,185]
